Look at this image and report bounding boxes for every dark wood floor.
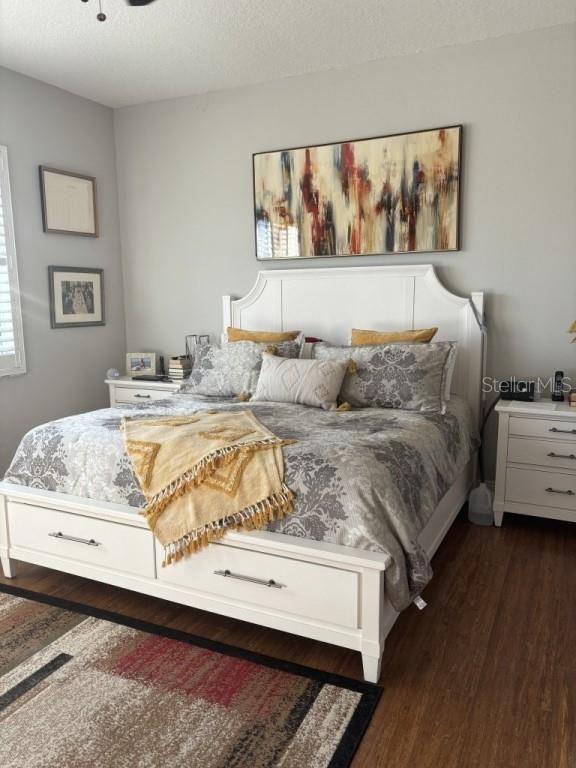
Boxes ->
[1,511,574,767]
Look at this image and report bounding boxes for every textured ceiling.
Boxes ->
[0,0,574,107]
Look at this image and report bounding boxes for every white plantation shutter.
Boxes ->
[0,145,26,376]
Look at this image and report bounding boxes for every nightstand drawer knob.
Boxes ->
[549,427,576,434]
[545,487,575,496]
[547,452,576,460]
[134,394,151,399]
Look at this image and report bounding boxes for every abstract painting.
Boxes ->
[253,125,461,259]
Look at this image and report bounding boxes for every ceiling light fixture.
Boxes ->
[80,0,158,23]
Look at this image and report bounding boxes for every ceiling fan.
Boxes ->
[80,0,158,23]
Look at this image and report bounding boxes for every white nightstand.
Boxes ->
[494,399,576,526]
[106,376,180,408]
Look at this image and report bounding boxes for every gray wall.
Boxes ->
[0,68,125,473]
[113,23,572,476]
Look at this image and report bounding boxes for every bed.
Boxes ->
[0,264,485,682]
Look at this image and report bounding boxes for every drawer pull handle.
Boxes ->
[214,568,284,589]
[134,394,151,399]
[549,427,576,434]
[547,452,576,460]
[545,487,575,496]
[49,531,101,547]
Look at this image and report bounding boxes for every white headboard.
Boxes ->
[223,265,485,424]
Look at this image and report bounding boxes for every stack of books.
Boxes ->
[168,355,192,381]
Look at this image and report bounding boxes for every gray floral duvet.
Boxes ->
[3,395,478,611]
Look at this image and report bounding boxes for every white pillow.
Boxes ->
[251,353,349,410]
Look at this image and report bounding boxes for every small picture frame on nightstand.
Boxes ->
[126,352,156,376]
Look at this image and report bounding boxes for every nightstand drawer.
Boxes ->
[509,417,576,441]
[508,438,576,470]
[114,387,175,404]
[506,468,576,511]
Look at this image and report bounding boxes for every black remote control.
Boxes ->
[552,370,565,402]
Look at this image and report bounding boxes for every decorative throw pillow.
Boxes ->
[179,340,300,397]
[350,327,438,345]
[226,327,302,343]
[312,342,456,413]
[252,353,349,410]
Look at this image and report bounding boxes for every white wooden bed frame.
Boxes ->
[0,264,484,682]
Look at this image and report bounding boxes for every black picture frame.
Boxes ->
[48,266,105,328]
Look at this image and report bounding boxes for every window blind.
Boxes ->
[0,146,26,376]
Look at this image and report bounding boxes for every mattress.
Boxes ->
[3,395,478,610]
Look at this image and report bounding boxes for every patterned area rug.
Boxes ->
[0,584,380,768]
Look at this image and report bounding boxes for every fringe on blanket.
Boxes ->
[140,436,295,531]
[161,483,295,566]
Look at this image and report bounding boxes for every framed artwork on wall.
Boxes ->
[48,266,104,328]
[253,125,462,260]
[39,166,98,237]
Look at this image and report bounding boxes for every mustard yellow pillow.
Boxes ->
[351,327,438,346]
[226,327,301,343]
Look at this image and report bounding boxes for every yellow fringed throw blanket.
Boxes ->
[122,410,295,566]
